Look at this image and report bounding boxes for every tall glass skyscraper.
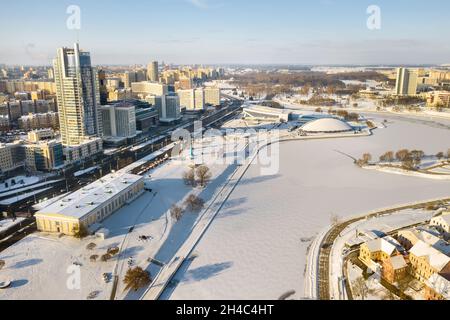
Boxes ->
[53,43,102,146]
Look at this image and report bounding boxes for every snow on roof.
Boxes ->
[389,255,407,270]
[435,214,450,225]
[301,118,353,133]
[426,273,450,300]
[366,237,401,255]
[35,172,143,221]
[410,240,450,272]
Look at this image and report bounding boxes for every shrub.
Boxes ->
[196,165,212,187]
[73,224,89,239]
[101,254,112,262]
[86,243,97,250]
[90,255,99,262]
[107,247,120,256]
[170,205,184,222]
[184,194,205,212]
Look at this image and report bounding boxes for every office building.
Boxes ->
[27,129,55,143]
[24,140,64,172]
[395,68,418,96]
[146,94,181,123]
[64,138,103,163]
[100,102,137,139]
[135,107,159,132]
[53,43,102,146]
[0,142,24,174]
[131,81,168,97]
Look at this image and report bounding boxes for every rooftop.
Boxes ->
[366,236,404,255]
[301,118,353,133]
[410,240,450,272]
[35,172,143,220]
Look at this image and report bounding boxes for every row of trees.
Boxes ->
[170,194,205,222]
[183,164,212,188]
[359,148,450,170]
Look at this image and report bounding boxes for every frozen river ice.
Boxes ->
[164,114,450,300]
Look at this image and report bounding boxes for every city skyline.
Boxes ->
[1,0,450,66]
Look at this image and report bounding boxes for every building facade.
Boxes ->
[395,68,418,96]
[147,61,159,82]
[53,43,102,146]
[24,140,64,172]
[100,102,137,138]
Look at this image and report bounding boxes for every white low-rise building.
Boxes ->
[35,172,145,236]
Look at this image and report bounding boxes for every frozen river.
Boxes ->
[164,114,450,300]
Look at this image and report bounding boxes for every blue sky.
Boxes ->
[1,0,450,65]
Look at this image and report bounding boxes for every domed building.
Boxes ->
[301,118,353,133]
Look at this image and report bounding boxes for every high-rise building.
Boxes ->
[177,88,206,111]
[53,43,102,146]
[98,69,108,105]
[100,102,137,138]
[204,87,221,106]
[147,61,159,82]
[146,94,181,123]
[395,68,418,96]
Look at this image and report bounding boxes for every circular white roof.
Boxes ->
[301,118,353,133]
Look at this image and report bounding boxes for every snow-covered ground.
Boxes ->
[0,218,26,234]
[1,110,449,301]
[0,187,54,206]
[0,128,259,300]
[0,176,40,193]
[163,114,450,300]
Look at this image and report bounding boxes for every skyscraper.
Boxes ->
[395,68,418,96]
[53,43,102,146]
[147,61,159,82]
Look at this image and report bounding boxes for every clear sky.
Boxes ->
[1,0,450,66]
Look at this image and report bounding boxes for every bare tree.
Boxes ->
[396,149,410,162]
[184,194,205,212]
[196,165,212,187]
[170,205,184,221]
[436,152,444,161]
[380,151,394,163]
[183,168,196,187]
[357,153,372,167]
[123,267,152,292]
[352,276,370,300]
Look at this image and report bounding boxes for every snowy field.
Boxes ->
[163,114,450,300]
[0,130,253,300]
